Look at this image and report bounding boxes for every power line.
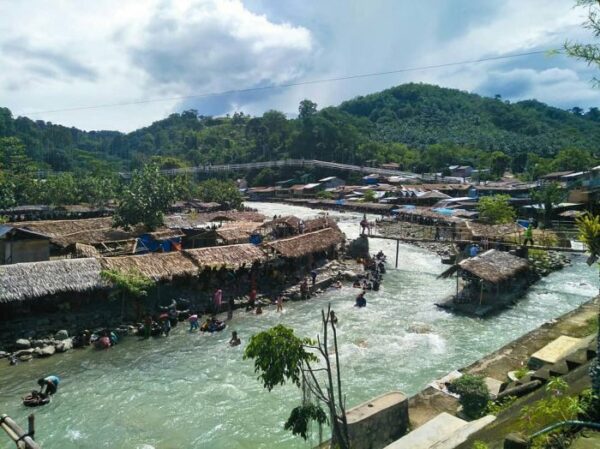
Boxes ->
[22,49,555,116]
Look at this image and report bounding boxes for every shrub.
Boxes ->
[472,442,489,449]
[448,374,491,419]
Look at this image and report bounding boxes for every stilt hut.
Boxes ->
[437,249,532,316]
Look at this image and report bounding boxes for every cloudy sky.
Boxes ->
[1,0,599,131]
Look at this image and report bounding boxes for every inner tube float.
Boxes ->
[95,336,112,349]
[200,321,226,333]
[23,391,50,407]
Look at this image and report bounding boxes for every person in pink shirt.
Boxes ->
[214,288,223,313]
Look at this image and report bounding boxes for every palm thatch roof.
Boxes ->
[0,258,105,303]
[164,211,265,229]
[466,222,521,240]
[100,252,198,282]
[16,217,182,248]
[72,243,101,258]
[16,217,114,238]
[440,249,529,284]
[185,244,267,269]
[303,216,339,233]
[265,227,344,258]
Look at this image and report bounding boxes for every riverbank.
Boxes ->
[407,294,599,430]
[0,257,370,366]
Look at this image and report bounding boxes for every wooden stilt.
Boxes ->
[395,239,400,268]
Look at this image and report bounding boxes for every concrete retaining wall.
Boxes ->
[339,391,408,449]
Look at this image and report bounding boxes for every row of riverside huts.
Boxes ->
[0,223,345,344]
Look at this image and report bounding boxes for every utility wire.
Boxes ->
[22,49,555,116]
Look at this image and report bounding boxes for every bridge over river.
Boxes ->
[117,159,422,179]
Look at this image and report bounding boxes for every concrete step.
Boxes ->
[566,348,589,370]
[548,360,570,377]
[384,412,495,449]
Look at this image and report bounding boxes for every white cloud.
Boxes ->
[130,0,314,94]
[0,0,599,130]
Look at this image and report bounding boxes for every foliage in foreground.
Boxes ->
[448,374,491,419]
[244,308,351,448]
[101,269,155,299]
[520,378,582,447]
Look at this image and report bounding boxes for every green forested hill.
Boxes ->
[1,83,599,176]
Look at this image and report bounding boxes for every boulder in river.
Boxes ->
[34,345,56,357]
[19,354,33,362]
[0,351,8,359]
[55,330,69,340]
[15,339,31,350]
[55,339,73,353]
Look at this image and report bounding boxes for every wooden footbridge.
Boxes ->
[366,234,586,268]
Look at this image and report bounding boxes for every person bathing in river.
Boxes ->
[334,280,342,289]
[255,303,263,315]
[276,295,283,312]
[310,269,317,286]
[229,331,241,347]
[330,310,338,324]
[188,313,199,332]
[37,375,60,396]
[300,277,309,300]
[355,291,367,308]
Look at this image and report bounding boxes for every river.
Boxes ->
[0,202,597,449]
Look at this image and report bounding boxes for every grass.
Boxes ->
[570,315,599,338]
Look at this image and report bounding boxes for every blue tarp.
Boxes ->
[432,208,454,216]
[249,234,262,245]
[137,234,182,253]
[517,219,529,229]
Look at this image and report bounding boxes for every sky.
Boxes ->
[1,0,599,132]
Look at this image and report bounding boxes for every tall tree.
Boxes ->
[298,99,318,120]
[477,195,516,224]
[532,182,565,228]
[489,151,512,178]
[244,306,350,448]
[113,164,175,230]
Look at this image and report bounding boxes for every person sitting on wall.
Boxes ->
[37,375,60,396]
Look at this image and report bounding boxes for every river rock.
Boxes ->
[0,351,8,359]
[55,339,73,353]
[14,348,34,357]
[55,330,69,340]
[19,354,33,362]
[34,345,56,357]
[407,323,433,334]
[15,338,31,349]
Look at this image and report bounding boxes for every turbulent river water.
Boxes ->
[0,202,598,449]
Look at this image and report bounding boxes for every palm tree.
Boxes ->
[576,213,600,398]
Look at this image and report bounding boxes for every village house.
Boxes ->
[0,225,50,265]
[318,176,346,189]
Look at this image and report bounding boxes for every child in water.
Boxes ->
[229,331,241,347]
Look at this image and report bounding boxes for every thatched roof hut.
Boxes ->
[0,258,105,303]
[185,244,267,269]
[440,249,529,284]
[265,228,344,258]
[100,252,199,282]
[303,216,339,233]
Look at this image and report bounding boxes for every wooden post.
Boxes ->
[0,414,41,449]
[28,414,34,440]
[395,239,400,268]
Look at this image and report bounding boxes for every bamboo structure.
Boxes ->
[0,414,41,449]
